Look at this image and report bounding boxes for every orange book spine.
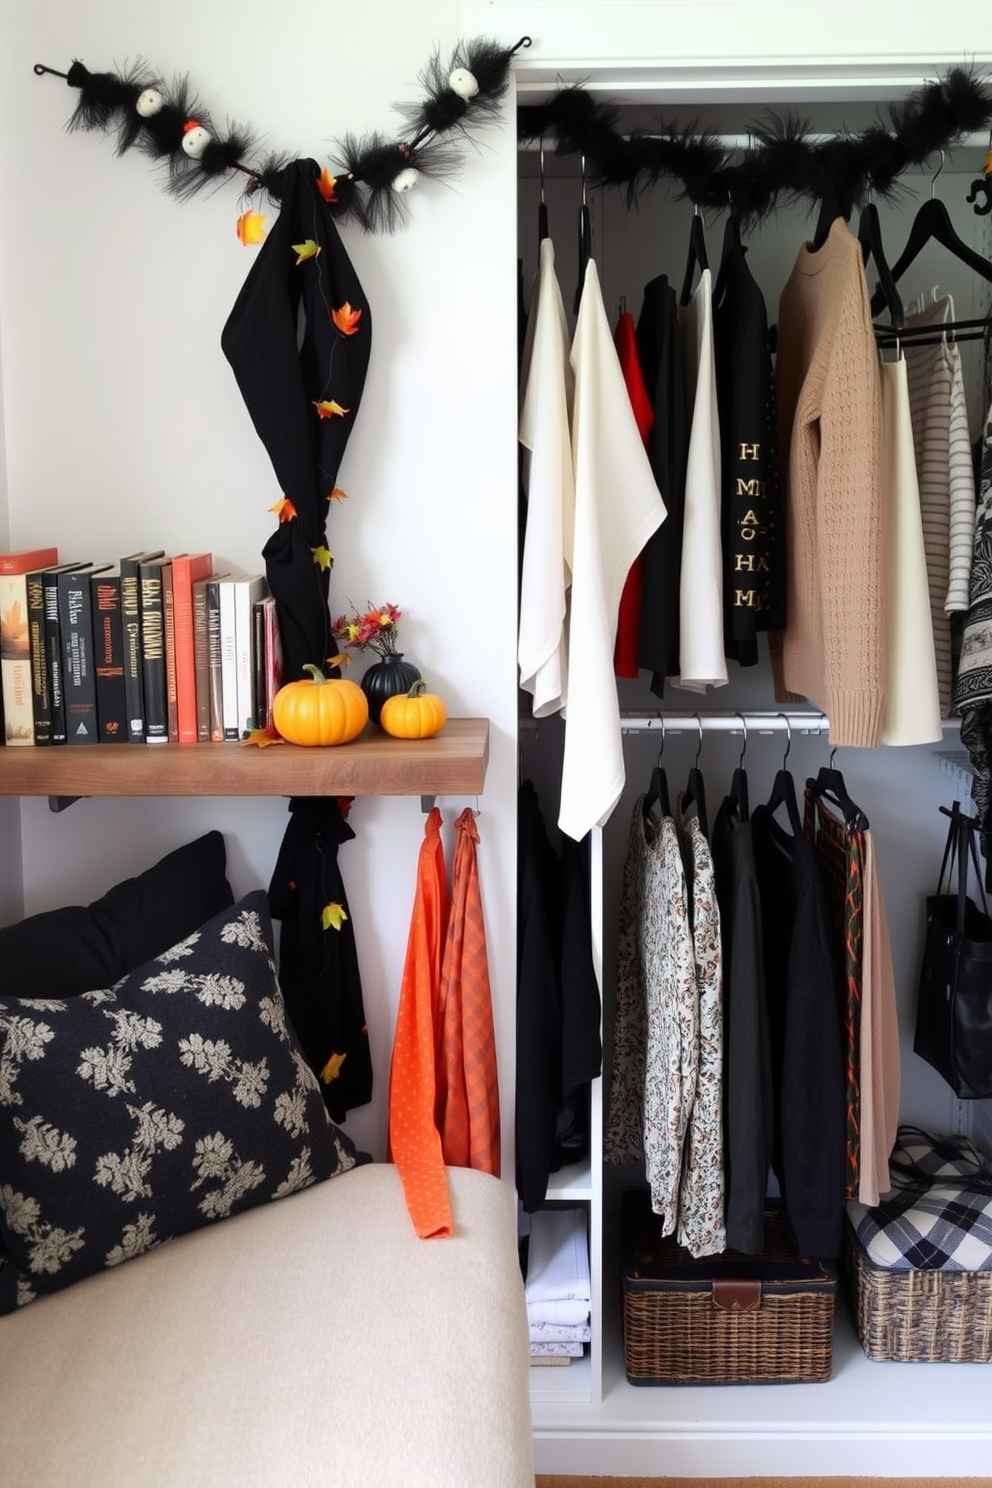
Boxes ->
[171,552,213,744]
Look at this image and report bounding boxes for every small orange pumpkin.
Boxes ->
[379,679,448,740]
[273,664,369,746]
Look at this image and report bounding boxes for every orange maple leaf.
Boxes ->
[268,496,298,523]
[331,301,362,336]
[327,486,348,503]
[239,728,285,748]
[316,167,338,203]
[236,210,267,245]
[313,399,350,420]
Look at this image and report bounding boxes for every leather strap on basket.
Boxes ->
[712,1279,762,1313]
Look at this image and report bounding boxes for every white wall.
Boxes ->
[0,1,520,1163]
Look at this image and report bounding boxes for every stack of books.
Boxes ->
[0,547,282,747]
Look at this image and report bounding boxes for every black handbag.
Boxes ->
[914,802,992,1099]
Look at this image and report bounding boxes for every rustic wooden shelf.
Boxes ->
[0,718,490,801]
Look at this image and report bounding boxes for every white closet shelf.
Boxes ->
[532,1266,992,1477]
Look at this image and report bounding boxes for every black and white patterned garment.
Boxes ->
[953,399,992,822]
[846,1125,992,1273]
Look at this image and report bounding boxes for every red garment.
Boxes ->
[613,311,655,678]
[436,809,501,1176]
[387,807,453,1238]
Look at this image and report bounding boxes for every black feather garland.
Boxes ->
[36,35,531,233]
[518,66,992,226]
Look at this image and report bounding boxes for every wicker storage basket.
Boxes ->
[621,1190,837,1385]
[843,1216,992,1363]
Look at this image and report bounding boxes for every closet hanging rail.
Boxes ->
[618,710,827,735]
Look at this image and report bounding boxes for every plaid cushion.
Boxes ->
[846,1126,992,1273]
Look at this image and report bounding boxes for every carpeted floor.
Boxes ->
[536,1478,992,1488]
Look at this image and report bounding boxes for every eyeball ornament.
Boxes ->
[181,120,212,160]
[448,68,479,100]
[135,87,164,118]
[392,166,420,193]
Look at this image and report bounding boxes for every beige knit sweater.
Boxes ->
[773,219,885,748]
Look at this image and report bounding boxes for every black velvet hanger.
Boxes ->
[682,720,709,837]
[870,192,992,318]
[643,728,671,823]
[538,135,549,244]
[810,188,840,252]
[763,720,802,834]
[765,766,803,835]
[725,717,750,824]
[859,200,905,331]
[679,207,709,307]
[714,211,743,306]
[573,200,592,316]
[807,760,869,832]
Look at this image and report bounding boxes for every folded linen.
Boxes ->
[529,1339,585,1357]
[525,1207,591,1304]
[526,1298,590,1327]
[529,1321,591,1344]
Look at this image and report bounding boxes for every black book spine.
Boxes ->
[140,559,168,744]
[43,569,67,745]
[59,569,101,745]
[252,598,267,737]
[120,557,145,743]
[92,572,127,743]
[192,578,212,743]
[27,568,52,746]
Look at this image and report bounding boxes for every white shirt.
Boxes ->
[518,237,574,717]
[559,258,667,841]
[674,268,728,692]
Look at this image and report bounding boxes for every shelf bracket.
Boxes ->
[420,795,436,813]
[47,795,81,813]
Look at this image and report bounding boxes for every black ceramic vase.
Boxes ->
[361,653,423,726]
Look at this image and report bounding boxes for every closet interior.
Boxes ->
[516,84,992,1478]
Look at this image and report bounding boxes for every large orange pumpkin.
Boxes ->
[379,679,448,740]
[272,664,369,746]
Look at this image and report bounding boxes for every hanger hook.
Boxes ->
[930,149,945,199]
[737,712,748,768]
[580,153,587,208]
[693,713,703,767]
[778,712,792,768]
[539,133,546,205]
[657,716,666,765]
[829,744,838,769]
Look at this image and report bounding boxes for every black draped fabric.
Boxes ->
[268,797,373,1120]
[516,781,601,1212]
[222,162,373,1116]
[635,275,686,695]
[221,158,372,686]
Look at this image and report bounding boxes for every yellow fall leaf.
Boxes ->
[320,1051,347,1084]
[321,901,349,932]
[312,399,350,419]
[293,239,322,264]
[311,545,334,572]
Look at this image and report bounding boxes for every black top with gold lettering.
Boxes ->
[713,222,786,665]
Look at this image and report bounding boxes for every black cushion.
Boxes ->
[0,889,370,1312]
[0,832,234,997]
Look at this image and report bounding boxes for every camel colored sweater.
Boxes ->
[773,220,884,748]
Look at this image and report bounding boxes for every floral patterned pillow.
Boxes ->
[0,890,369,1313]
